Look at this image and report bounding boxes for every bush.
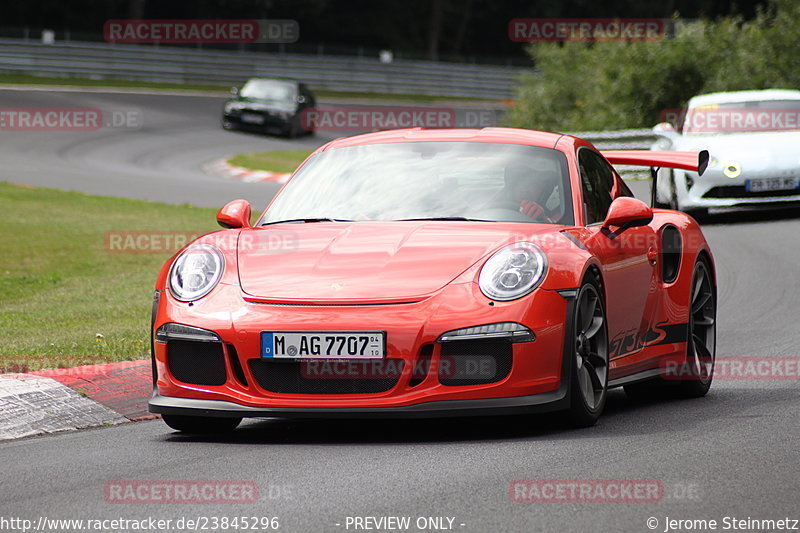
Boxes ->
[506,0,800,132]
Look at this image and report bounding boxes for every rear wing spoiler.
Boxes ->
[600,150,709,207]
[601,150,709,175]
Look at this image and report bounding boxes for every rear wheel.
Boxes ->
[674,258,716,396]
[162,414,242,434]
[565,277,609,427]
[624,257,715,400]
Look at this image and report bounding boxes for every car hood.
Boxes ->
[236,222,557,303]
[675,130,800,173]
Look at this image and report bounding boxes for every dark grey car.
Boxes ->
[222,78,316,138]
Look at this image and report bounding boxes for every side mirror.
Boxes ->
[230,86,239,96]
[601,197,653,239]
[216,199,251,229]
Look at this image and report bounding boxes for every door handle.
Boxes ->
[647,247,658,265]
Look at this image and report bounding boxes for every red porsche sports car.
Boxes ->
[148,127,715,431]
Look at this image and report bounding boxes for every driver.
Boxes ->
[503,164,560,221]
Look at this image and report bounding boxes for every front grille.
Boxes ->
[704,185,800,199]
[439,339,512,386]
[167,340,227,386]
[249,359,404,394]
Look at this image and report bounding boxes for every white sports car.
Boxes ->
[652,89,800,217]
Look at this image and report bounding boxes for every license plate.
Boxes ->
[241,113,265,124]
[261,331,385,359]
[745,177,800,192]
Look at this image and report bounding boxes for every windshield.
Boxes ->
[239,80,296,103]
[683,99,800,135]
[262,142,573,225]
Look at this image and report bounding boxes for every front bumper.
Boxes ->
[149,282,574,418]
[679,170,800,209]
[149,383,569,419]
[223,111,291,132]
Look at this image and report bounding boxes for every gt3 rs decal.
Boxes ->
[609,320,689,359]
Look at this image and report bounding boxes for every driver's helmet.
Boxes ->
[504,163,559,205]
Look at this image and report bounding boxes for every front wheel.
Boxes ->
[685,208,709,223]
[162,414,242,434]
[565,277,609,427]
[283,117,300,138]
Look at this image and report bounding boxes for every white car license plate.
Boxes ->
[261,331,385,359]
[745,177,800,192]
[241,113,265,124]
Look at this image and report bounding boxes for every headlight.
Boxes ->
[478,242,547,301]
[224,102,241,114]
[168,244,224,301]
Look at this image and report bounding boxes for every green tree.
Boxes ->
[507,0,800,131]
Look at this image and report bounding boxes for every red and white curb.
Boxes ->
[0,360,153,441]
[204,158,291,184]
[0,374,125,441]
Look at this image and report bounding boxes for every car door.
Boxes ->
[577,148,658,362]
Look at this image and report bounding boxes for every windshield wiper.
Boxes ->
[262,218,353,226]
[398,217,493,222]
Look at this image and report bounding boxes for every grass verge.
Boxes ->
[0,182,219,366]
[228,150,314,173]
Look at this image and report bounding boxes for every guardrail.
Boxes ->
[0,38,526,99]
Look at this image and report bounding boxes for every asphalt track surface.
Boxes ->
[1,89,799,532]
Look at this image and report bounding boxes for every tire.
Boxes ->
[672,258,716,397]
[162,414,242,434]
[283,117,300,139]
[565,276,609,427]
[624,257,716,400]
[685,208,709,223]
